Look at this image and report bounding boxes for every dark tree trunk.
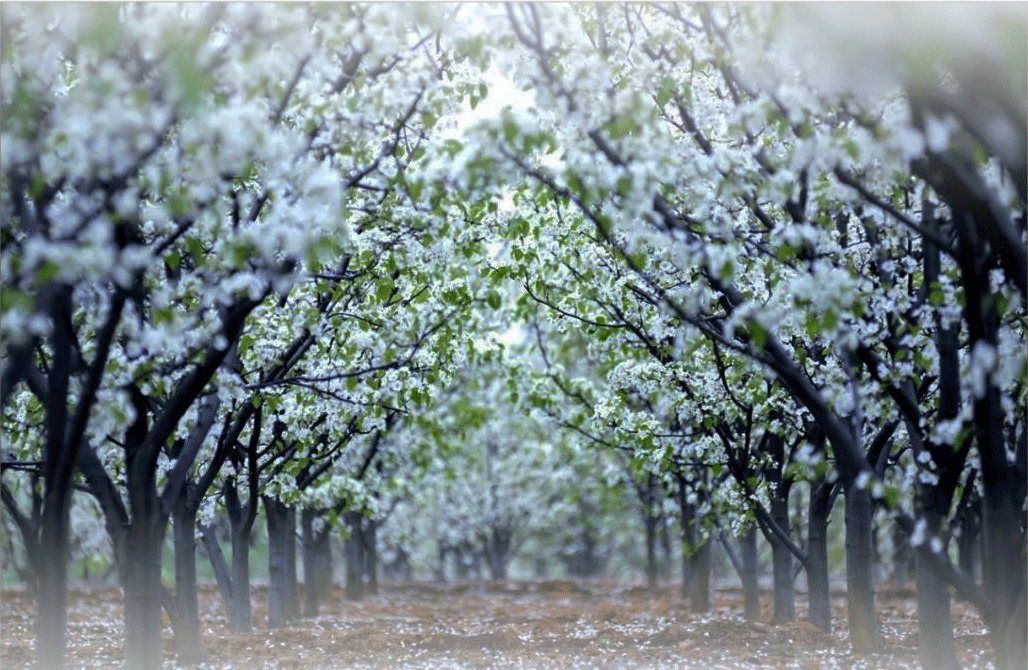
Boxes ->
[123,494,165,670]
[171,489,204,665]
[915,515,959,670]
[806,479,835,633]
[677,475,695,601]
[302,508,332,617]
[199,524,233,618]
[644,505,659,592]
[740,527,760,622]
[264,496,297,628]
[228,521,253,633]
[955,486,980,580]
[485,526,512,581]
[344,511,365,600]
[123,384,168,670]
[690,533,711,613]
[768,481,795,623]
[285,506,300,618]
[977,384,1027,670]
[659,515,673,581]
[35,482,72,670]
[435,544,447,584]
[916,137,1028,670]
[35,287,75,670]
[891,521,913,588]
[843,482,881,654]
[364,517,378,595]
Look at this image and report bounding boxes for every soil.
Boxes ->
[0,580,995,669]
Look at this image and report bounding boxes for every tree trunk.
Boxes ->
[644,505,659,592]
[302,508,331,617]
[807,480,834,633]
[199,523,232,618]
[740,527,760,622]
[486,526,512,581]
[344,511,365,600]
[285,506,300,619]
[34,482,71,670]
[843,482,881,654]
[768,482,795,623]
[659,515,673,581]
[955,500,980,580]
[364,517,379,595]
[172,491,204,665]
[915,522,959,670]
[977,389,1027,670]
[891,521,913,588]
[228,522,253,633]
[35,286,76,670]
[435,544,447,583]
[264,496,296,628]
[690,534,711,613]
[123,501,165,670]
[678,489,695,601]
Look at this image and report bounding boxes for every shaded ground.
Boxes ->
[1,580,993,669]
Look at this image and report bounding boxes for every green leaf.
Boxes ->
[408,179,424,201]
[823,308,838,332]
[239,333,255,356]
[606,114,638,139]
[655,76,674,108]
[503,119,519,145]
[27,175,46,200]
[186,236,204,264]
[804,312,820,341]
[36,260,60,283]
[375,279,394,303]
[486,291,502,310]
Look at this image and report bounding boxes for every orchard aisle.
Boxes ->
[1,581,992,669]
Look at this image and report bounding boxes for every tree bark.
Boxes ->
[740,527,760,621]
[768,480,795,623]
[843,482,882,654]
[122,493,165,670]
[171,490,204,665]
[301,508,332,617]
[364,517,379,595]
[228,520,253,633]
[806,479,834,633]
[264,496,297,628]
[344,511,365,600]
[643,472,659,592]
[915,516,959,670]
[677,475,695,601]
[644,504,659,592]
[35,287,75,670]
[690,533,711,613]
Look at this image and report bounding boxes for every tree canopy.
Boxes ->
[2,4,1024,670]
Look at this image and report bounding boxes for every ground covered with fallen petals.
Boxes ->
[1,581,994,669]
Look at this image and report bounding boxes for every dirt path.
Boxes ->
[0,581,994,669]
